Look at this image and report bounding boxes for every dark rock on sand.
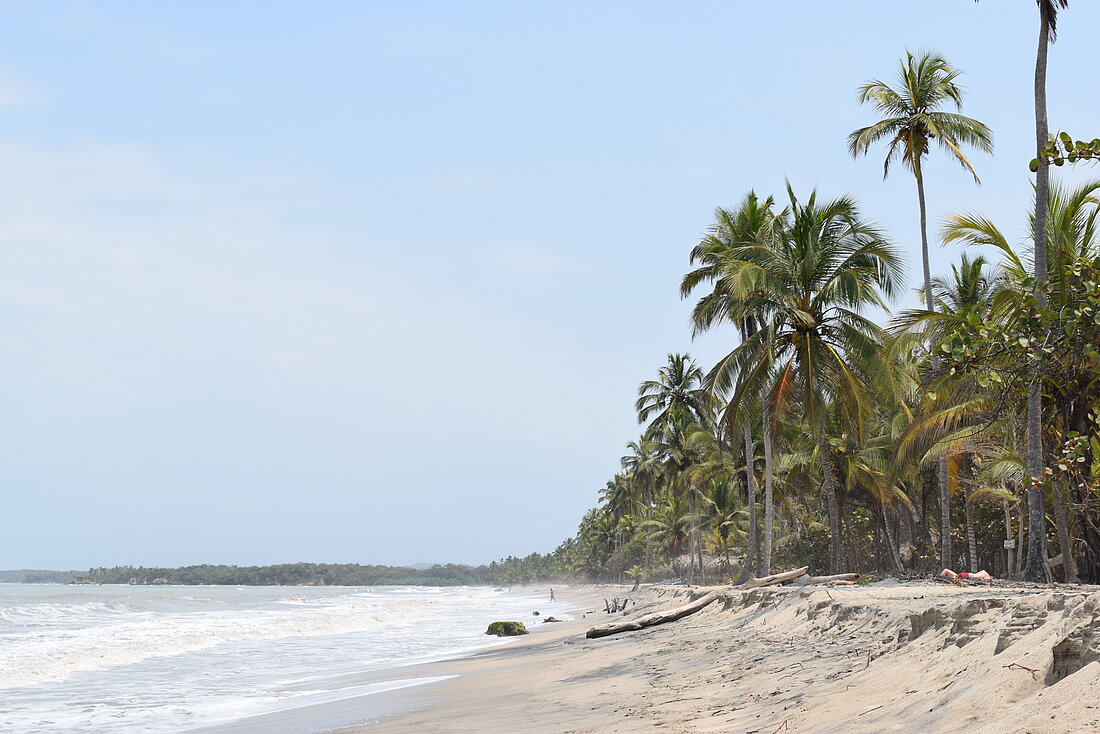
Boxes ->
[486,621,529,636]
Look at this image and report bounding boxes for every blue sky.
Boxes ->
[2,1,1098,569]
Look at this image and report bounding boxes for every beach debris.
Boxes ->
[485,621,529,636]
[793,573,860,586]
[604,597,630,613]
[586,591,719,639]
[737,567,809,589]
[542,616,562,623]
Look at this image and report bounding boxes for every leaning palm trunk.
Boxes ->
[816,433,844,574]
[881,500,905,573]
[1023,0,1056,584]
[761,408,775,574]
[1051,479,1079,582]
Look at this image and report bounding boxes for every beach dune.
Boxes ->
[344,581,1100,733]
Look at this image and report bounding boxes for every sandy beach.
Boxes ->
[336,581,1100,734]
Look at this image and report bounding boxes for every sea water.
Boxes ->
[0,584,567,733]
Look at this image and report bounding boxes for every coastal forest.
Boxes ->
[500,3,1100,588]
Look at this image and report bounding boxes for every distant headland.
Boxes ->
[0,555,564,587]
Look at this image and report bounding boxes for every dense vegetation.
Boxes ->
[0,569,79,584]
[534,6,1100,586]
[3,558,571,587]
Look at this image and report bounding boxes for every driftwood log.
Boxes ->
[585,592,719,639]
[738,566,808,589]
[604,597,630,613]
[793,573,859,586]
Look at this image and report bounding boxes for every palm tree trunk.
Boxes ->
[897,501,913,569]
[743,424,758,579]
[915,157,955,571]
[687,495,696,585]
[915,158,935,315]
[1051,479,1079,582]
[965,489,978,572]
[882,501,905,573]
[1003,500,1015,578]
[816,432,844,574]
[1023,0,1054,584]
[762,407,775,574]
[938,454,953,568]
[697,507,707,585]
[1015,495,1026,577]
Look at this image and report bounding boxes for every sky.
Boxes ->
[2,1,1099,570]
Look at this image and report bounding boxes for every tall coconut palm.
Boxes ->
[681,192,780,575]
[1023,0,1070,582]
[636,354,713,430]
[706,186,903,573]
[635,355,715,582]
[849,50,992,570]
[849,51,992,316]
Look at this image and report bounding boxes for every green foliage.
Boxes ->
[939,255,1100,389]
[773,524,831,577]
[1031,131,1100,172]
[849,51,992,183]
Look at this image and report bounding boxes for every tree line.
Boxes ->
[540,2,1099,586]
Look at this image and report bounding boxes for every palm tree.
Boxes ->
[849,51,992,317]
[644,495,696,574]
[681,192,780,576]
[636,354,713,430]
[706,186,903,573]
[849,51,992,570]
[1023,0,1070,582]
[635,354,716,583]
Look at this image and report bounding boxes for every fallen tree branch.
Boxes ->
[739,567,808,589]
[794,573,859,586]
[585,591,719,639]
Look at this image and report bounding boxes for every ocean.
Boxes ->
[0,583,567,733]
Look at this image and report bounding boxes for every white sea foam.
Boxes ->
[0,584,569,734]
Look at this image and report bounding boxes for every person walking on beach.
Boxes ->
[549,588,555,602]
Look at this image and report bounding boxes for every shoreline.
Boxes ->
[328,581,1100,733]
[184,585,603,734]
